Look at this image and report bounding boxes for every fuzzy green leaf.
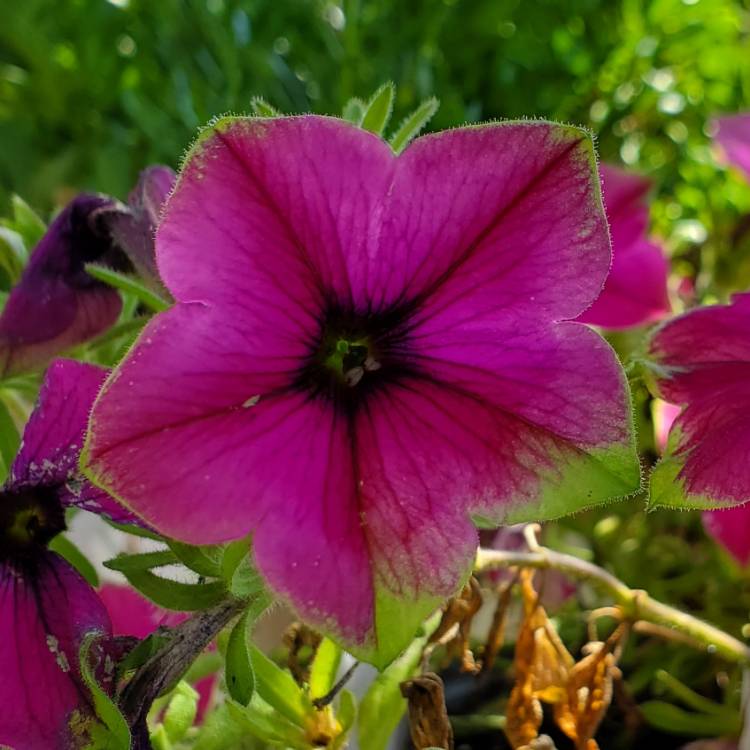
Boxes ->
[85,263,170,312]
[389,97,439,154]
[225,611,255,705]
[360,83,395,135]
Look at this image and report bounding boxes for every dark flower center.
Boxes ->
[295,303,416,411]
[0,485,66,563]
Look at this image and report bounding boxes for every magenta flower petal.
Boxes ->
[85,116,639,665]
[576,165,670,329]
[702,504,750,566]
[0,196,123,377]
[714,113,750,180]
[0,553,112,750]
[12,359,134,524]
[107,165,176,292]
[649,293,750,508]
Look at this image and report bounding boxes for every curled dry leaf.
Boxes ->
[283,622,322,684]
[400,672,454,750]
[553,624,626,750]
[427,577,483,672]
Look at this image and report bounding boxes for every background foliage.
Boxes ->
[1,1,750,748]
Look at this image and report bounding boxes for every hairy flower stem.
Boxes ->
[475,546,750,665]
[118,597,247,747]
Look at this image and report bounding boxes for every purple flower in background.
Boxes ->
[652,395,750,566]
[0,166,174,378]
[0,360,133,749]
[576,164,670,329]
[107,165,176,293]
[85,116,639,665]
[714,113,750,180]
[649,293,750,513]
[0,196,123,377]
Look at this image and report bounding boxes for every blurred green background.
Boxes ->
[2,0,749,266]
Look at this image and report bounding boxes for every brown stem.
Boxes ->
[475,547,750,665]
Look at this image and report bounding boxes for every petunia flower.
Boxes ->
[649,292,750,511]
[84,116,640,666]
[714,112,750,181]
[0,359,133,749]
[98,583,216,721]
[0,195,124,377]
[651,393,750,566]
[576,164,670,329]
[105,165,176,293]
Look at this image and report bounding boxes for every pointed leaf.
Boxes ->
[250,96,280,117]
[0,396,20,480]
[79,634,131,750]
[10,194,46,249]
[249,644,313,725]
[85,263,170,312]
[169,540,224,578]
[357,612,441,750]
[389,97,439,154]
[309,638,342,700]
[360,83,395,135]
[226,611,255,705]
[342,97,366,124]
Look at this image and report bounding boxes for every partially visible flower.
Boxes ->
[576,164,670,329]
[0,165,175,378]
[0,360,133,749]
[106,166,176,293]
[650,393,749,565]
[652,398,680,453]
[85,116,639,665]
[99,584,216,720]
[714,113,750,180]
[0,196,123,377]
[649,291,750,509]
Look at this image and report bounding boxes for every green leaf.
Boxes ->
[105,550,228,610]
[85,263,170,312]
[342,97,366,124]
[250,96,280,117]
[0,397,20,481]
[169,540,224,578]
[118,632,170,674]
[49,535,99,586]
[249,644,313,725]
[640,701,742,737]
[334,689,356,748]
[389,97,439,154]
[357,611,441,750]
[105,549,179,573]
[309,638,342,700]
[229,554,267,600]
[107,519,165,541]
[10,195,46,249]
[226,696,310,749]
[226,611,255,705]
[162,681,200,742]
[360,83,395,135]
[192,703,256,750]
[78,633,131,750]
[0,227,27,283]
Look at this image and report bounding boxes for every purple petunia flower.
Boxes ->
[84,116,639,665]
[576,164,670,329]
[0,196,124,377]
[649,292,750,514]
[0,166,175,379]
[106,165,176,293]
[714,113,750,181]
[0,360,133,749]
[650,359,750,567]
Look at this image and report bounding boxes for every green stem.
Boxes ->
[475,547,750,665]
